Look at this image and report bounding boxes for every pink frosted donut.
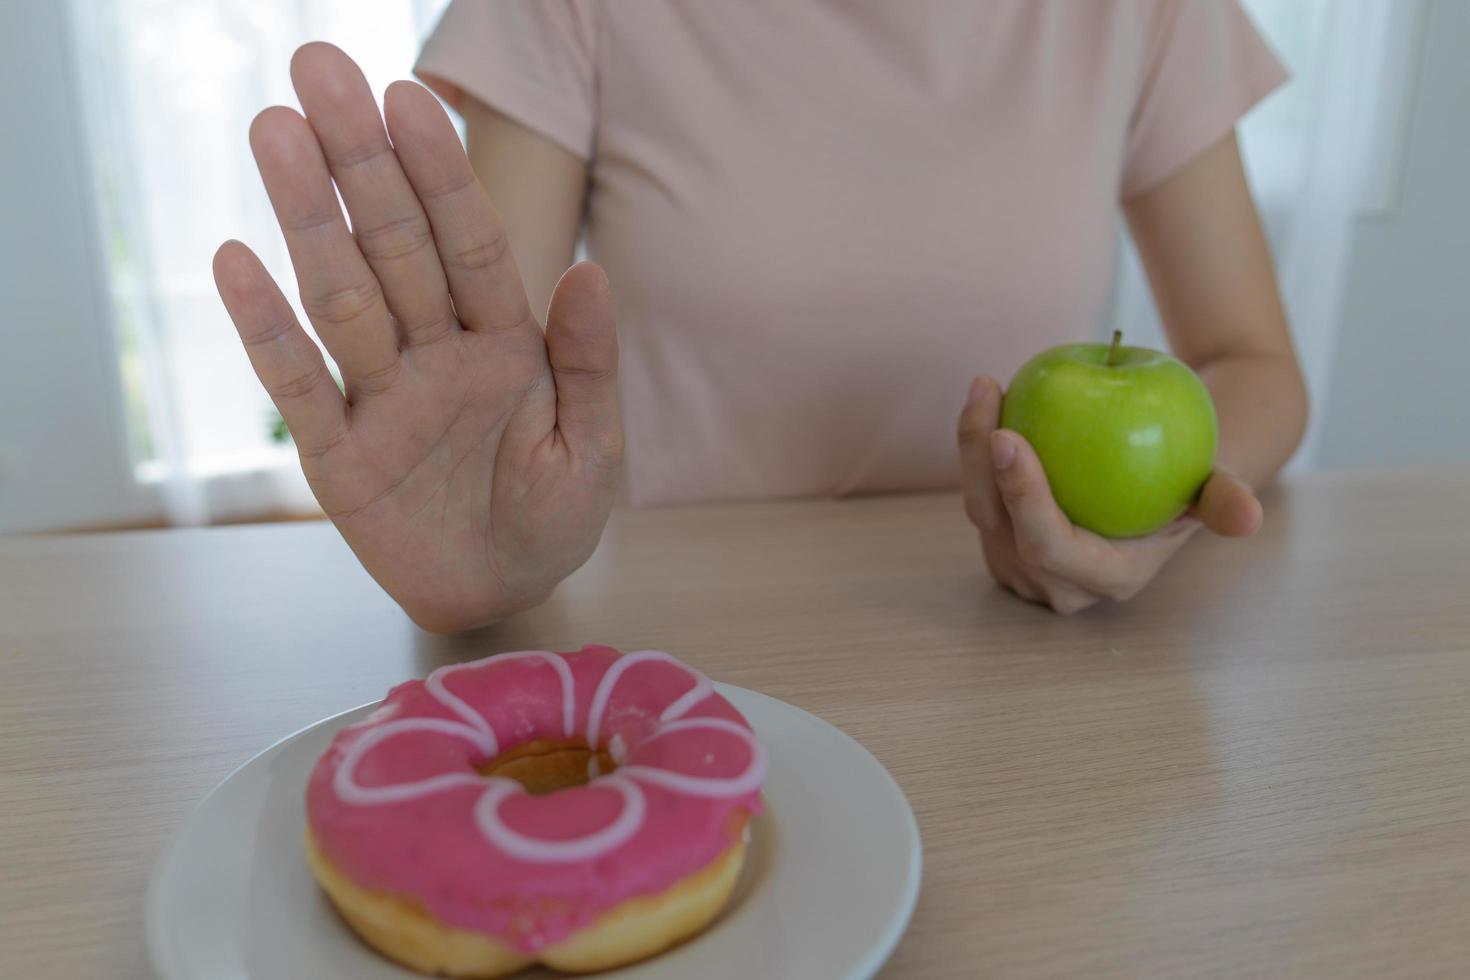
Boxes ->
[305,646,766,976]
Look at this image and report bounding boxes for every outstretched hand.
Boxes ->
[957,376,1261,614]
[214,43,622,632]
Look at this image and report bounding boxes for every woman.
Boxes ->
[212,0,1306,630]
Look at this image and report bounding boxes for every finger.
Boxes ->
[982,539,1044,605]
[988,544,1101,615]
[983,524,1098,614]
[975,527,1039,600]
[1041,586,1097,617]
[290,43,454,347]
[957,376,1009,535]
[545,262,623,467]
[975,509,1060,610]
[991,430,1132,594]
[1196,468,1263,537]
[213,240,348,457]
[249,106,400,397]
[382,79,538,337]
[1007,578,1048,606]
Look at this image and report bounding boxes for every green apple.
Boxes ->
[999,331,1217,538]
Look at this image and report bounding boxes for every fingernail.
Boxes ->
[967,376,989,407]
[991,431,1016,470]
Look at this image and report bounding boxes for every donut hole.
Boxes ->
[476,739,618,796]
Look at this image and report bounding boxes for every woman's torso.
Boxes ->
[418,0,1283,504]
[585,2,1142,503]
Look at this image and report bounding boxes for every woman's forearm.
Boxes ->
[1122,132,1308,490]
[1196,349,1308,488]
[462,96,588,322]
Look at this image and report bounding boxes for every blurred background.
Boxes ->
[1,0,1465,533]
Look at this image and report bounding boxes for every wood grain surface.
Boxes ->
[2,465,1468,978]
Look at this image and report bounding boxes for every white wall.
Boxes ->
[1315,0,1470,469]
[0,3,159,531]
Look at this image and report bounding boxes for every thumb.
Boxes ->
[957,376,1008,534]
[1196,468,1263,537]
[545,261,623,467]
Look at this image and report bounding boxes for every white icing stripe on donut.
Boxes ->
[619,717,768,798]
[474,775,647,863]
[478,650,577,738]
[427,650,579,743]
[658,672,715,723]
[425,664,498,745]
[585,650,712,750]
[334,718,495,805]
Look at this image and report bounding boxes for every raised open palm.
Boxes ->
[213,44,621,632]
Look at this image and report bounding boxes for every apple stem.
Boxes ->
[1106,329,1123,367]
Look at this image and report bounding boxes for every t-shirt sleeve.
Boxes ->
[1121,0,1288,199]
[414,0,598,160]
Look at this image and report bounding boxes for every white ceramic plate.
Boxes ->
[147,685,922,980]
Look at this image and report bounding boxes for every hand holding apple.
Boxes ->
[956,335,1262,614]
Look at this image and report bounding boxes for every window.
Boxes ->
[1238,0,1421,216]
[69,0,449,521]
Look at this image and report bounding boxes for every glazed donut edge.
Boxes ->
[305,818,750,978]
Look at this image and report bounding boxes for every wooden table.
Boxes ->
[2,466,1468,979]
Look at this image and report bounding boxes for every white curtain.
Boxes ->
[70,0,449,525]
[1110,0,1399,471]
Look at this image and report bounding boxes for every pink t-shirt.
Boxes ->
[417,1,1284,505]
